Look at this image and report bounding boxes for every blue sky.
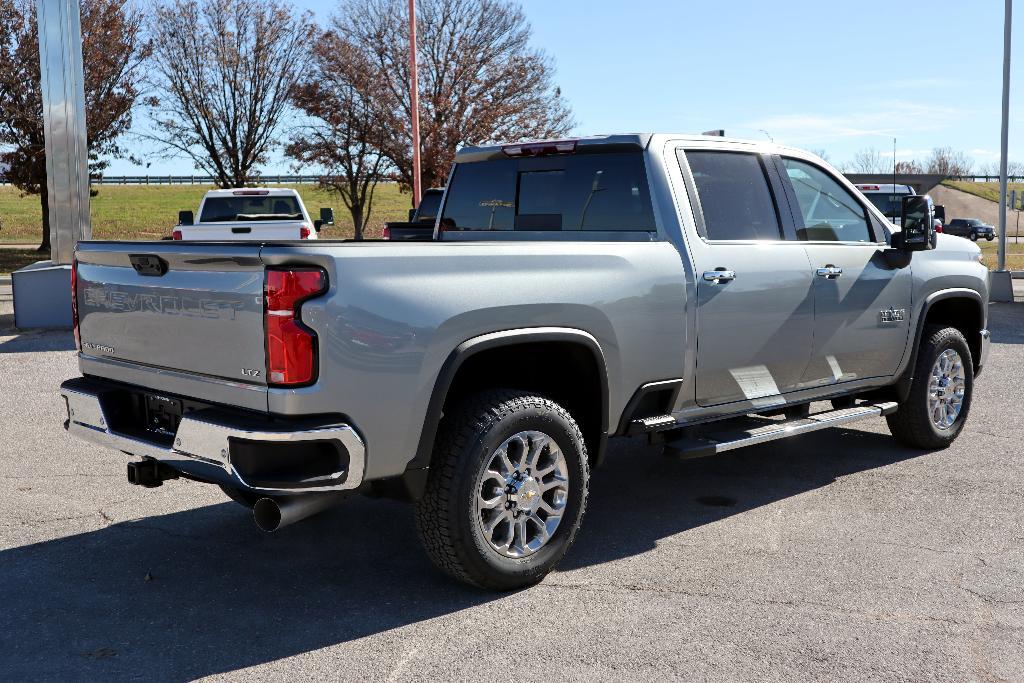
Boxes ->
[113,0,1022,174]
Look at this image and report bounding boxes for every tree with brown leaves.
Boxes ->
[337,0,574,194]
[0,0,147,250]
[287,32,395,239]
[145,0,313,188]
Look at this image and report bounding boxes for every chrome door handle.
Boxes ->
[816,265,843,279]
[703,269,736,283]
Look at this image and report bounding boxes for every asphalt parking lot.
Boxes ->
[1,299,1022,681]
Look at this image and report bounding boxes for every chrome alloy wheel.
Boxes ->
[475,430,569,559]
[928,349,966,430]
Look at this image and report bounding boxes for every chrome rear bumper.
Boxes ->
[60,378,365,494]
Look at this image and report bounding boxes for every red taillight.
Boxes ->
[381,225,391,240]
[70,257,80,350]
[300,225,311,239]
[172,229,183,240]
[265,268,327,386]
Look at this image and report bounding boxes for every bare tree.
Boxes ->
[850,147,886,173]
[809,148,831,163]
[145,0,313,187]
[0,0,147,250]
[925,147,973,177]
[287,33,394,239]
[336,0,574,193]
[895,159,923,174]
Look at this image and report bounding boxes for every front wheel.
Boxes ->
[414,390,590,590]
[986,234,995,241]
[969,233,978,241]
[887,325,973,449]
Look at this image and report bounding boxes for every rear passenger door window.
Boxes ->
[682,150,783,241]
[781,158,874,242]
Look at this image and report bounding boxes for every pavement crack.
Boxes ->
[960,585,1024,606]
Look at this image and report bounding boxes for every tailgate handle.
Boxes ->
[129,254,168,277]
[231,227,252,234]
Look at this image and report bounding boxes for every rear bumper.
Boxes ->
[59,378,365,495]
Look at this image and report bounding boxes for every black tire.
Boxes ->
[887,325,973,449]
[969,233,978,241]
[414,390,590,590]
[219,484,262,508]
[986,234,995,241]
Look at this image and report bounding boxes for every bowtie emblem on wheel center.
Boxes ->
[510,477,542,513]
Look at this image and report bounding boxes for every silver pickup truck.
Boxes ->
[61,134,990,590]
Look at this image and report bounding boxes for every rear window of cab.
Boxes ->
[440,152,655,232]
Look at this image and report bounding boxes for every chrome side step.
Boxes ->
[664,401,899,460]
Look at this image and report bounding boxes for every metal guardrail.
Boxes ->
[947,175,1024,182]
[0,174,327,185]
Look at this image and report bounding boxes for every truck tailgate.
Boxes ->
[75,242,268,399]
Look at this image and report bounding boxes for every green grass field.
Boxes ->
[0,182,413,244]
[942,180,1024,203]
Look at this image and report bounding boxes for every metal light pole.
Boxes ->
[408,0,422,208]
[991,0,1015,302]
[998,0,1012,272]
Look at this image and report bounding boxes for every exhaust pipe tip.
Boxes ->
[253,497,283,533]
[252,492,349,533]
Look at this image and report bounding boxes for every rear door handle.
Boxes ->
[703,269,736,283]
[816,265,842,279]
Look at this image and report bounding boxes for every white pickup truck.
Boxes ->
[172,188,334,241]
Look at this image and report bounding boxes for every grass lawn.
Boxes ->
[942,180,1024,204]
[0,248,48,276]
[0,182,413,243]
[977,236,1024,270]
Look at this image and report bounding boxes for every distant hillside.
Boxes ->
[932,183,1023,230]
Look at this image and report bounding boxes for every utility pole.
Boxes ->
[991,0,1015,302]
[408,0,422,208]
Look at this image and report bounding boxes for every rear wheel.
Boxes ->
[887,326,973,449]
[415,390,589,590]
[969,233,978,241]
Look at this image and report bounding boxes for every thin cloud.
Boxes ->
[741,103,962,146]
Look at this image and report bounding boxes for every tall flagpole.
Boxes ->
[408,0,422,208]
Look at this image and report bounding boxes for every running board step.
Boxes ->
[664,401,899,460]
[630,414,677,433]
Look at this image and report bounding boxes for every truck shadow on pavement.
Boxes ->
[0,426,926,680]
[0,329,76,353]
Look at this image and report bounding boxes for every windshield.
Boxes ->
[199,196,303,222]
[863,193,908,219]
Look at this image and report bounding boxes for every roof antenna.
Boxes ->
[893,136,898,220]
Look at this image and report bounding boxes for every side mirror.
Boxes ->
[314,207,334,232]
[178,210,194,226]
[408,208,416,221]
[897,195,936,252]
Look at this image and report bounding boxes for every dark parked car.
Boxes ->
[944,218,995,241]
